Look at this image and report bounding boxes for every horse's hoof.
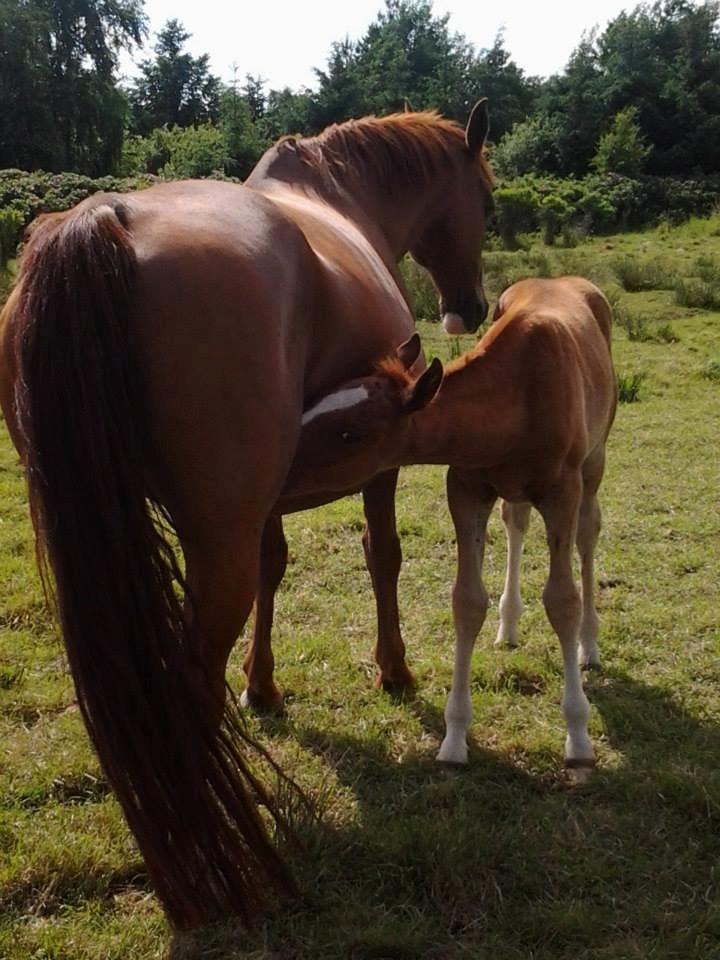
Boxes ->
[376,669,416,698]
[240,686,285,715]
[579,655,602,671]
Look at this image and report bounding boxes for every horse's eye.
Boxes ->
[340,431,356,444]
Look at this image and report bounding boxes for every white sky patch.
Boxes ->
[119,0,633,90]
[301,385,369,425]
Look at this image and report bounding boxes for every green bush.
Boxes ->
[494,185,539,250]
[0,207,24,268]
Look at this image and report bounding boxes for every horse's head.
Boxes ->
[285,335,443,498]
[410,99,493,335]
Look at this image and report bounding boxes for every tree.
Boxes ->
[128,19,221,135]
[591,106,651,176]
[220,81,270,178]
[0,0,145,173]
[306,0,536,134]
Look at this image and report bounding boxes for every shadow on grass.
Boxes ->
[21,666,715,959]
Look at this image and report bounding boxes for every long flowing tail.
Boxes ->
[10,202,295,928]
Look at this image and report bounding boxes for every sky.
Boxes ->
[119,0,634,89]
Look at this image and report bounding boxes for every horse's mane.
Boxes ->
[287,111,493,193]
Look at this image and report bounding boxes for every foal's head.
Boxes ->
[410,99,494,336]
[286,334,443,497]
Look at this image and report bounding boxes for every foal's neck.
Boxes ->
[408,335,516,467]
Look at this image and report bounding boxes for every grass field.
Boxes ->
[1,216,719,959]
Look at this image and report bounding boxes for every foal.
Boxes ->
[287,277,617,770]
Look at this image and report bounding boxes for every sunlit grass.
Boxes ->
[1,217,719,958]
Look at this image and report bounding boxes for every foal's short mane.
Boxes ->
[375,355,414,387]
[289,111,493,194]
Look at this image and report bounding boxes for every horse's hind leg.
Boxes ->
[241,514,287,713]
[576,449,605,669]
[438,468,496,764]
[537,475,594,770]
[362,469,414,693]
[495,500,532,649]
[183,525,265,715]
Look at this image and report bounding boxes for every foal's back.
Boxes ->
[488,276,616,469]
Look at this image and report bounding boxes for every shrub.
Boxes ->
[612,256,677,292]
[702,361,720,382]
[0,207,24,268]
[674,278,720,310]
[494,185,539,250]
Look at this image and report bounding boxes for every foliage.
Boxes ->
[0,208,23,268]
[127,19,221,136]
[508,0,720,177]
[0,0,145,174]
[307,0,537,135]
[0,169,153,261]
[591,106,651,177]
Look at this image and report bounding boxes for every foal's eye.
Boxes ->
[340,431,357,444]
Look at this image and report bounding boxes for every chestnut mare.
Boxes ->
[288,277,617,770]
[0,105,493,928]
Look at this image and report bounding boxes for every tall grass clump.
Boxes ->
[674,277,720,310]
[617,370,647,402]
[611,255,677,292]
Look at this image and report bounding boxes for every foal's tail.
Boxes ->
[10,202,294,928]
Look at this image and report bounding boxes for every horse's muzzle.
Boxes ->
[441,291,488,334]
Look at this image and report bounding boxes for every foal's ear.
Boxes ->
[403,357,443,412]
[396,332,422,370]
[465,98,490,154]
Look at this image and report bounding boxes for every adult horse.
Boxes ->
[287,277,617,771]
[0,104,493,928]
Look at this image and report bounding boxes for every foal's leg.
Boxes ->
[362,469,414,693]
[576,449,606,669]
[495,500,532,649]
[537,476,595,769]
[241,513,287,713]
[438,469,496,764]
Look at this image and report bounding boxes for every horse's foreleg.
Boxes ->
[362,469,414,693]
[241,514,287,713]
[438,469,496,765]
[495,500,532,649]
[537,476,595,770]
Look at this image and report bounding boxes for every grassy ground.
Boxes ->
[1,216,719,959]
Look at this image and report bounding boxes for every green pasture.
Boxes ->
[1,216,719,959]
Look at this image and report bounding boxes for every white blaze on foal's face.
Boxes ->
[300,385,370,426]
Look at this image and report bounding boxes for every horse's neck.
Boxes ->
[248,150,434,262]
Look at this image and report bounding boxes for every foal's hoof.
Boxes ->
[579,655,602,671]
[564,756,596,783]
[240,685,285,715]
[375,668,416,699]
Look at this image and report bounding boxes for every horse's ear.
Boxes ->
[396,332,422,370]
[403,357,443,412]
[403,98,414,113]
[465,98,489,154]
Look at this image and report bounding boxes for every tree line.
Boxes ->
[0,0,719,181]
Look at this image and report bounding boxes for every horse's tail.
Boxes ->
[10,201,295,928]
